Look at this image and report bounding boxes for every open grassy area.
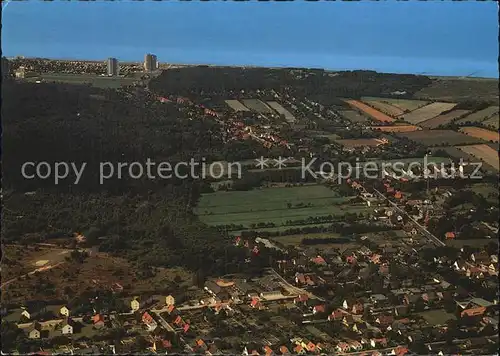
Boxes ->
[467,183,498,203]
[2,247,192,304]
[417,310,456,326]
[446,238,496,248]
[395,130,483,147]
[228,223,337,236]
[271,232,343,246]
[317,133,341,142]
[196,185,369,227]
[414,78,499,104]
[361,156,452,169]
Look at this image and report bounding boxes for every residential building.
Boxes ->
[1,57,10,78]
[21,309,31,320]
[144,53,158,72]
[60,306,70,317]
[14,66,38,79]
[142,311,158,331]
[92,314,105,328]
[61,319,75,335]
[27,322,42,339]
[165,295,175,306]
[106,57,119,76]
[131,297,140,311]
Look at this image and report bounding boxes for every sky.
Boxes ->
[2,1,498,77]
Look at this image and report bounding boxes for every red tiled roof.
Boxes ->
[142,312,154,324]
[445,232,456,239]
[92,314,104,324]
[279,346,290,354]
[311,256,327,265]
[395,346,409,356]
[313,305,326,313]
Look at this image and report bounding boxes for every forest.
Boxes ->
[1,79,248,274]
[0,67,434,274]
[149,66,433,104]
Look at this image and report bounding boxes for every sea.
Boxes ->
[2,0,498,78]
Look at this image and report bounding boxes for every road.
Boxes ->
[17,316,83,329]
[268,268,325,302]
[336,345,407,355]
[372,188,445,247]
[151,311,193,352]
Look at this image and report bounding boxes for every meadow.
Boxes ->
[400,102,458,124]
[343,99,395,123]
[339,110,370,123]
[396,129,483,146]
[483,114,499,130]
[195,185,370,228]
[459,127,499,142]
[456,144,499,171]
[419,109,471,129]
[360,98,405,117]
[360,97,429,113]
[455,106,499,125]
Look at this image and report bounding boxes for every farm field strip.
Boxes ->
[197,185,342,206]
[343,99,395,122]
[456,144,499,171]
[196,185,370,227]
[336,138,388,147]
[371,125,421,132]
[361,99,405,117]
[196,196,352,216]
[419,109,471,129]
[483,114,499,130]
[395,129,483,146]
[317,133,341,142]
[455,106,499,124]
[361,97,429,112]
[242,99,274,114]
[198,205,371,227]
[400,102,457,124]
[459,127,499,142]
[363,156,452,167]
[266,101,296,123]
[225,99,250,112]
[228,223,341,236]
[339,110,370,123]
[271,233,344,246]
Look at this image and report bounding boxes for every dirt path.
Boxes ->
[1,262,65,289]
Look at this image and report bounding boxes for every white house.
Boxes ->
[21,309,31,320]
[165,295,175,306]
[27,322,41,339]
[131,298,140,312]
[61,323,73,335]
[60,306,70,317]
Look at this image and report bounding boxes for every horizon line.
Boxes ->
[5,55,498,80]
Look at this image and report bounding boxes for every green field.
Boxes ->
[360,156,452,170]
[228,223,336,236]
[272,232,343,246]
[196,185,370,228]
[466,183,498,203]
[316,133,341,142]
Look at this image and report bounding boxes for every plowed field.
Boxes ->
[459,127,499,142]
[343,99,395,123]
